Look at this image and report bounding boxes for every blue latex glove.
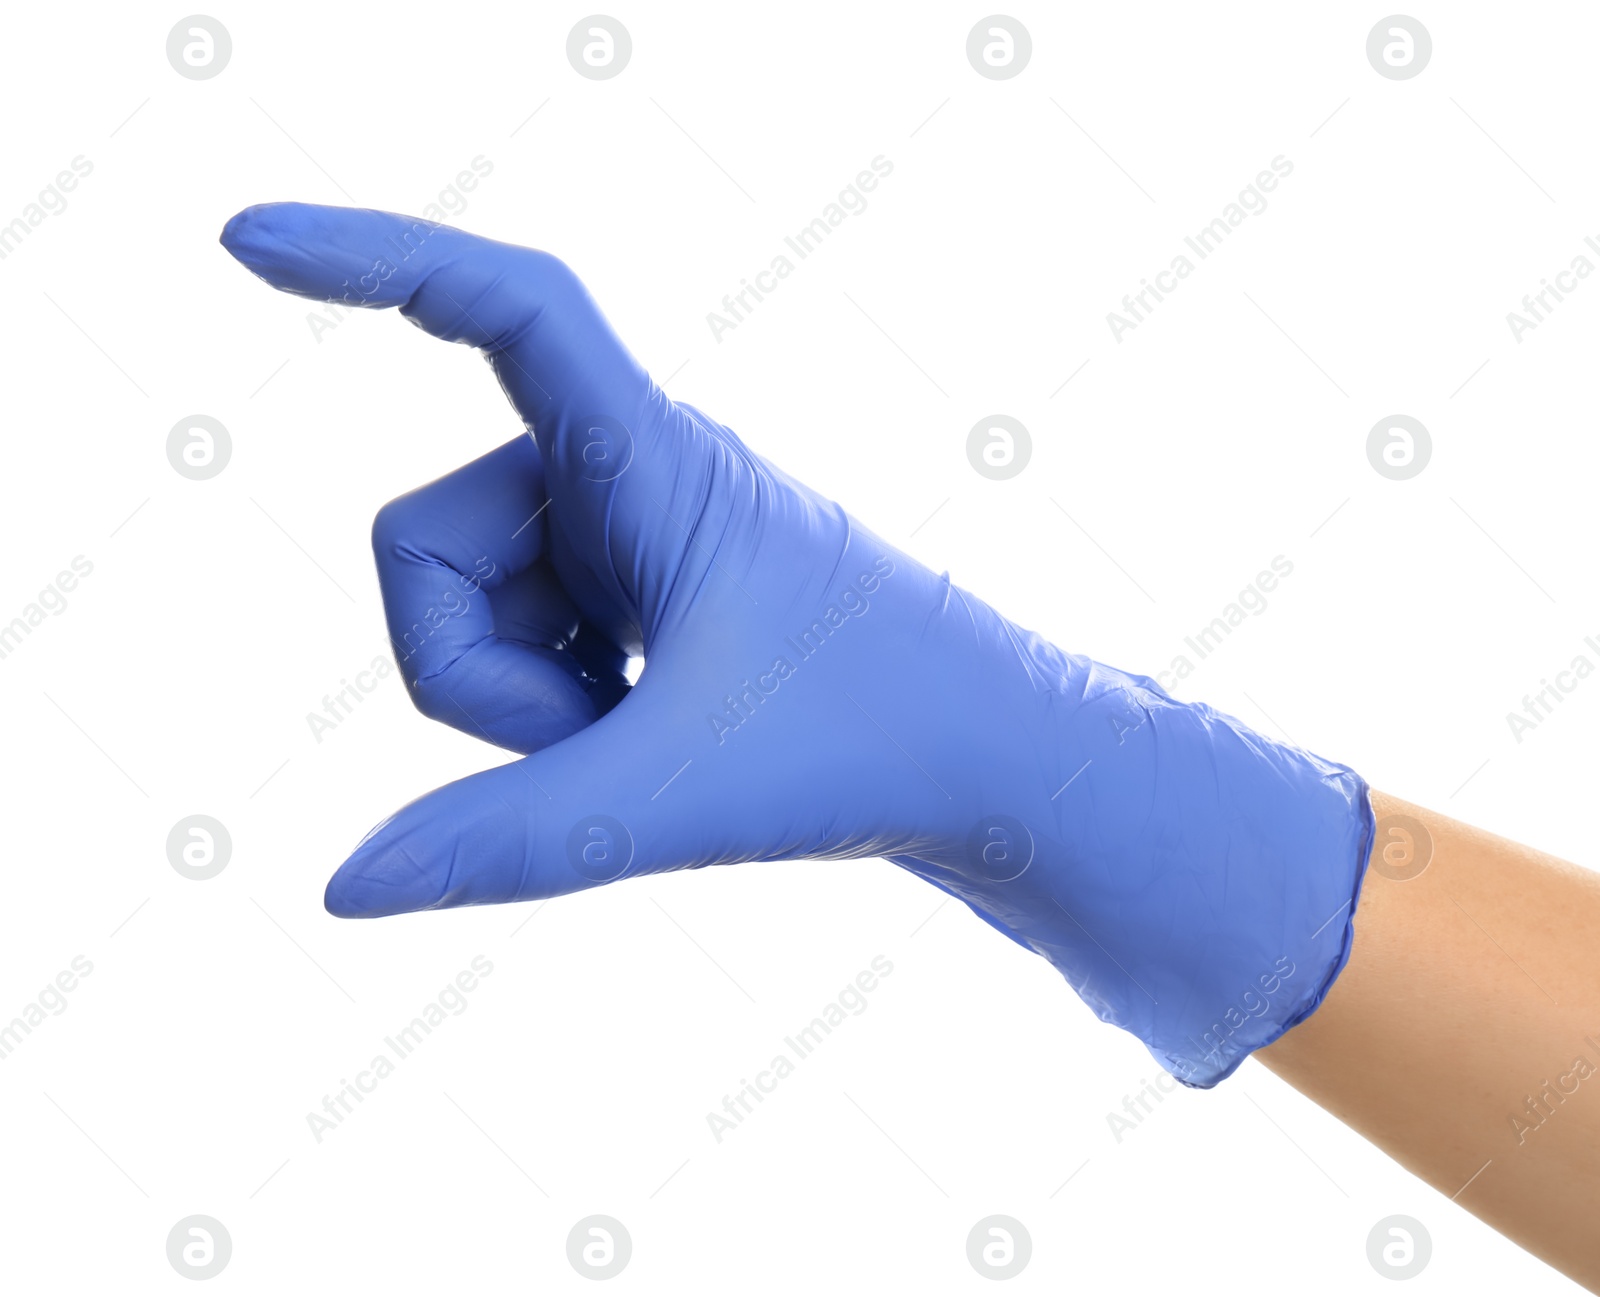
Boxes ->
[221,203,1375,1087]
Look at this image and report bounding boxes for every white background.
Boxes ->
[1,1,1595,1291]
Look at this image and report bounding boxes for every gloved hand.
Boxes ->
[221,203,1375,1087]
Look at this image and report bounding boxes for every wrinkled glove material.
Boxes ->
[222,202,1375,1087]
